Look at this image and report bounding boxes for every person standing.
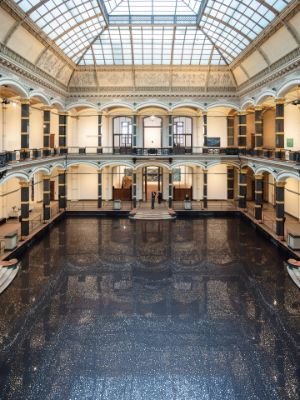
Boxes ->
[158,191,162,205]
[151,191,156,209]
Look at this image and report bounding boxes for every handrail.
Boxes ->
[0,146,299,165]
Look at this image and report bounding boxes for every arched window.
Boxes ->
[173,117,192,149]
[113,117,133,149]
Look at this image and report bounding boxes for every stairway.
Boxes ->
[130,204,176,220]
[0,263,20,294]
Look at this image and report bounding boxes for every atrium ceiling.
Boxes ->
[13,0,293,66]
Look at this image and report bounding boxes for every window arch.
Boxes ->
[113,117,133,150]
[173,117,192,149]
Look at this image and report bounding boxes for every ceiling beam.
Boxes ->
[97,0,109,26]
[196,0,208,25]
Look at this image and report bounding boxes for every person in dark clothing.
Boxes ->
[185,194,190,201]
[151,191,156,209]
[158,192,162,204]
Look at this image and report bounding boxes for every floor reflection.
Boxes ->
[0,217,299,400]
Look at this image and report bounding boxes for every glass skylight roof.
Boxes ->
[13,0,292,65]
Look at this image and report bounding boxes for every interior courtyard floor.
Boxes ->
[0,217,299,400]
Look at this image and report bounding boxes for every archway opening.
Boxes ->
[143,166,163,201]
[143,116,162,148]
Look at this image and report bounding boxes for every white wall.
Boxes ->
[67,165,98,200]
[30,107,43,149]
[207,115,227,147]
[285,104,300,151]
[3,103,21,151]
[77,111,98,148]
[285,178,300,220]
[192,166,203,200]
[0,178,20,219]
[207,164,227,200]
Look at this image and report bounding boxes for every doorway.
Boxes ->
[143,167,163,201]
[143,116,162,148]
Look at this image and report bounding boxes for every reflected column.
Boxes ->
[58,168,66,210]
[168,170,173,208]
[275,181,285,238]
[20,181,30,239]
[227,166,234,200]
[98,170,102,208]
[132,170,137,208]
[43,174,51,221]
[238,168,247,209]
[254,174,263,221]
[203,169,208,208]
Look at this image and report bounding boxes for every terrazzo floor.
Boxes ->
[0,217,299,400]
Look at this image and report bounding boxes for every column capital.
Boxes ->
[254,106,263,111]
[20,99,30,105]
[42,174,51,179]
[240,168,248,174]
[57,168,66,174]
[20,181,30,188]
[275,180,286,187]
[275,98,285,105]
[238,111,247,116]
[255,174,263,179]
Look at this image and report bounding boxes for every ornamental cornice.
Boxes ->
[0,43,68,97]
[67,92,239,100]
[230,0,300,69]
[237,48,300,97]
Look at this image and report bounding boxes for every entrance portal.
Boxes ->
[143,167,163,201]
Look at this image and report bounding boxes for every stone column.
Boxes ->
[254,106,263,155]
[21,100,30,160]
[203,112,207,147]
[254,174,263,221]
[132,171,137,208]
[275,99,285,159]
[58,113,67,154]
[238,112,247,152]
[43,109,51,157]
[275,181,285,238]
[203,169,208,208]
[20,181,30,239]
[168,171,173,208]
[227,166,234,200]
[43,174,51,221]
[97,113,102,152]
[168,115,173,148]
[97,170,102,208]
[133,115,137,148]
[238,168,247,209]
[58,169,66,210]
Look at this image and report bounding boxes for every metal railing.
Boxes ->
[29,213,43,233]
[1,146,300,166]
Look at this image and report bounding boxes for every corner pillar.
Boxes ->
[275,181,285,238]
[275,99,285,159]
[43,174,51,221]
[20,181,30,239]
[254,174,263,221]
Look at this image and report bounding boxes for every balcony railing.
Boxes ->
[1,146,300,166]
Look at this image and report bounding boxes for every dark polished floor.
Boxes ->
[0,217,299,400]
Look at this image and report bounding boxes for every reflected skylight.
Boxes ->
[13,0,292,65]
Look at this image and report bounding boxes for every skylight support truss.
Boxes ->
[13,0,293,66]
